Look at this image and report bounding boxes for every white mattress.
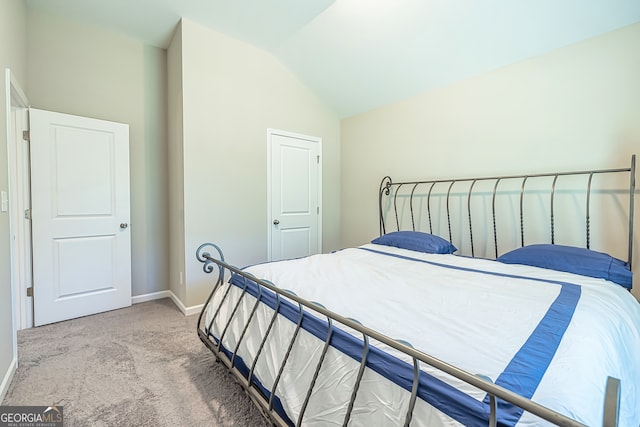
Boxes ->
[204,244,640,426]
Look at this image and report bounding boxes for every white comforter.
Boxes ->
[205,244,640,426]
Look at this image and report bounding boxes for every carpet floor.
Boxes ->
[2,299,270,427]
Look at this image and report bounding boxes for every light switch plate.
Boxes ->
[1,191,8,212]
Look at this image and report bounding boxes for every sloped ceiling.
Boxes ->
[26,0,640,118]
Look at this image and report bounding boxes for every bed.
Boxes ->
[196,156,638,427]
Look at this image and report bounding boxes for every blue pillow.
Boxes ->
[372,231,457,254]
[496,244,632,289]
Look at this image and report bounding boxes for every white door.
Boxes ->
[30,108,132,326]
[268,129,322,261]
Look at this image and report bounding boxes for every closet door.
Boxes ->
[268,129,322,261]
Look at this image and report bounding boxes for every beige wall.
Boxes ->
[166,23,186,303]
[341,23,640,298]
[0,0,28,399]
[27,9,169,298]
[176,19,341,307]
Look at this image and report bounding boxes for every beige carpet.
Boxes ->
[2,299,270,427]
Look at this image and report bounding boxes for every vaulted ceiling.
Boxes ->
[26,0,640,118]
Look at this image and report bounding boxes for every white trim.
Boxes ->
[6,69,30,332]
[4,69,16,366]
[266,128,323,261]
[132,290,203,316]
[131,290,172,305]
[5,69,29,387]
[0,356,17,403]
[7,71,27,107]
[267,129,272,260]
[168,291,204,316]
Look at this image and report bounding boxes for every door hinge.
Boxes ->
[24,208,31,220]
[22,130,30,141]
[317,155,320,164]
[27,287,33,297]
[317,206,319,214]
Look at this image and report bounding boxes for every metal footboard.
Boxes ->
[196,243,621,427]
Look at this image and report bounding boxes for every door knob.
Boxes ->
[273,219,280,225]
[120,223,128,229]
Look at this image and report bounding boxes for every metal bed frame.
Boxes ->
[379,155,635,264]
[196,155,636,427]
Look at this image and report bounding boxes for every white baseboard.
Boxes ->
[132,290,203,316]
[131,290,172,305]
[167,292,204,316]
[0,356,17,403]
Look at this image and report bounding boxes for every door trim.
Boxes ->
[4,68,29,395]
[266,128,322,261]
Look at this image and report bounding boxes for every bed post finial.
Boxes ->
[379,176,392,236]
[628,154,635,269]
[196,243,225,274]
[491,178,502,258]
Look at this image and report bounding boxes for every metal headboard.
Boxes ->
[379,155,636,267]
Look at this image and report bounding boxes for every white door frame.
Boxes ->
[5,69,30,342]
[266,128,322,261]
